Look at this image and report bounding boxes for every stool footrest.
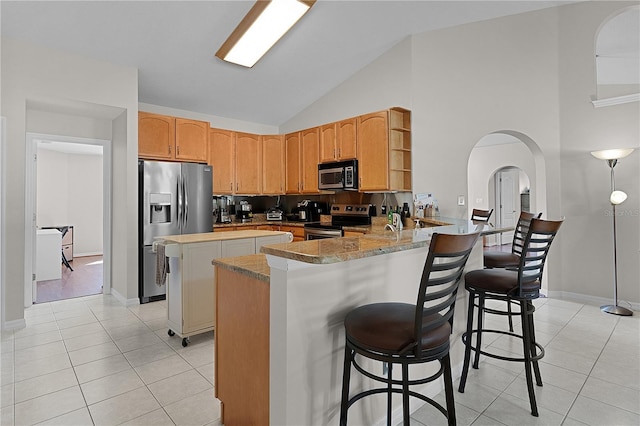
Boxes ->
[461,329,545,363]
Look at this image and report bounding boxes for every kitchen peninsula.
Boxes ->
[213,219,509,425]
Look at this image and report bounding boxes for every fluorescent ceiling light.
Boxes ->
[216,0,315,68]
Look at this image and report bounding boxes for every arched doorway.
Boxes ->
[467,131,549,291]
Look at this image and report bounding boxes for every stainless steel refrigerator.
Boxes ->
[138,160,213,303]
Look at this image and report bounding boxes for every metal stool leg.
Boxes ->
[340,342,352,426]
[521,301,539,416]
[458,291,476,393]
[473,294,485,369]
[442,354,457,426]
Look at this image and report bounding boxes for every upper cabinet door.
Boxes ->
[175,118,209,162]
[301,127,320,194]
[139,112,175,160]
[262,135,285,195]
[285,132,301,194]
[357,111,389,191]
[235,132,261,194]
[209,128,235,195]
[337,117,357,160]
[319,123,337,163]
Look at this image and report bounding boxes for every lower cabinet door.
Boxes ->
[181,241,221,334]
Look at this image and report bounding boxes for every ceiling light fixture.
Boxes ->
[215,0,315,68]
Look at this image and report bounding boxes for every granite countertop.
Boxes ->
[214,217,514,279]
[260,218,511,265]
[212,254,270,283]
[159,230,290,244]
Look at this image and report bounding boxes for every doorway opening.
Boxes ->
[467,130,549,292]
[26,134,112,305]
[489,166,531,246]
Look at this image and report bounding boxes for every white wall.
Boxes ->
[1,36,138,325]
[279,36,413,132]
[557,2,640,305]
[282,2,639,307]
[36,148,103,256]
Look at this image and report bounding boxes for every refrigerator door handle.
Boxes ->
[183,175,189,228]
[177,174,183,231]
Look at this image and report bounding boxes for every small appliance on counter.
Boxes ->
[214,196,232,224]
[236,201,253,223]
[266,206,284,221]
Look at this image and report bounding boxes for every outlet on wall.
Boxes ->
[457,195,465,206]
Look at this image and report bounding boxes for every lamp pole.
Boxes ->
[601,159,633,316]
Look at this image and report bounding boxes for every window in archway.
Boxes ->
[595,7,639,104]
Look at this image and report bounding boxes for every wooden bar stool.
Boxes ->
[340,232,480,426]
[483,211,541,331]
[458,218,563,417]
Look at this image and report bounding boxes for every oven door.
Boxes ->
[304,227,343,240]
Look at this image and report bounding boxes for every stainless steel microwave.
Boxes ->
[318,160,358,191]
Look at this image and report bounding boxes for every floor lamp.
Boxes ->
[590,148,635,316]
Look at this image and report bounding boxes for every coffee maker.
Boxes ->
[236,201,253,223]
[214,196,232,223]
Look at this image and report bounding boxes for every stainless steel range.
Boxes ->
[304,204,372,240]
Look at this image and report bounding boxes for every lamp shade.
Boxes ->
[590,148,635,160]
[610,190,628,205]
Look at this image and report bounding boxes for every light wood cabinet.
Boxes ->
[357,111,389,191]
[285,132,302,194]
[280,225,305,242]
[301,127,320,194]
[319,123,337,163]
[262,134,285,195]
[320,118,358,163]
[139,112,208,163]
[139,112,175,160]
[337,117,358,160]
[215,267,269,425]
[357,108,412,192]
[209,128,235,194]
[235,132,261,194]
[175,118,208,162]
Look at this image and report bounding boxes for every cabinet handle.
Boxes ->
[168,145,172,154]
[230,182,232,190]
[177,146,180,155]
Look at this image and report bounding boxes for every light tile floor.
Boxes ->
[410,297,640,426]
[1,294,638,425]
[1,295,220,426]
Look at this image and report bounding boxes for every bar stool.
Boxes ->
[483,211,541,331]
[471,208,493,223]
[340,232,480,426]
[458,218,563,417]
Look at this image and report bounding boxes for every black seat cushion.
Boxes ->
[344,303,450,355]
[465,269,540,296]
[483,251,520,269]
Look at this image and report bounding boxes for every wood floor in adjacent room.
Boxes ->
[36,255,103,304]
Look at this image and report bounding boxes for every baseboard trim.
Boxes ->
[73,251,103,258]
[547,290,639,312]
[3,318,26,331]
[110,287,140,307]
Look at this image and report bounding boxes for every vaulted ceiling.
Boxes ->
[3,1,583,127]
